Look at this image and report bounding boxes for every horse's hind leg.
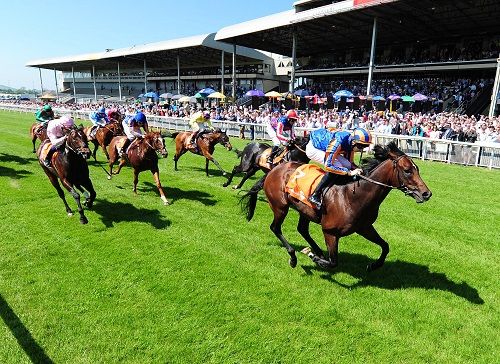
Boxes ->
[32,136,37,153]
[297,214,325,259]
[81,179,97,209]
[60,178,87,224]
[356,224,389,271]
[234,166,259,190]
[322,230,340,270]
[151,168,169,205]
[45,171,73,216]
[269,205,297,268]
[132,169,139,194]
[222,163,242,187]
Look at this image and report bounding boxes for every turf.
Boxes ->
[0,110,499,363]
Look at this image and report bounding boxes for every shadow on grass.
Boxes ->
[0,294,54,363]
[0,165,33,179]
[92,199,171,229]
[299,251,484,304]
[0,153,38,165]
[137,182,218,206]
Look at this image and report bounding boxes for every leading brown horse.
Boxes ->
[37,126,96,224]
[171,128,232,176]
[84,116,124,160]
[240,142,432,271]
[107,132,169,205]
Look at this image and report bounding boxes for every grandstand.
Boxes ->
[26,0,500,116]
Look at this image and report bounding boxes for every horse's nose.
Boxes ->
[422,190,432,201]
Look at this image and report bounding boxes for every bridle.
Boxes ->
[65,129,89,158]
[356,155,415,196]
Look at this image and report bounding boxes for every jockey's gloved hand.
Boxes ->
[348,168,363,176]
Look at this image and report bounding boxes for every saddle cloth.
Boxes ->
[285,164,326,208]
[258,149,272,167]
[39,142,60,162]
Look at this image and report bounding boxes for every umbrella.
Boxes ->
[137,94,144,98]
[143,91,159,98]
[358,95,367,100]
[334,90,354,98]
[401,95,415,102]
[413,93,428,101]
[178,96,191,103]
[372,96,385,101]
[293,89,309,97]
[245,89,265,97]
[388,94,401,100]
[265,91,282,98]
[171,94,185,100]
[198,87,216,96]
[159,93,173,99]
[189,96,198,103]
[207,92,225,99]
[194,92,206,99]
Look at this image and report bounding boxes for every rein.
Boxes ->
[355,155,411,194]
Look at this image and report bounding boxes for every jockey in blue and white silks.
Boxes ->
[117,111,149,157]
[306,127,373,209]
[88,107,109,137]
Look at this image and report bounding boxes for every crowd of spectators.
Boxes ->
[2,96,499,144]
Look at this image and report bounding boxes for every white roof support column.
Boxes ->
[221,50,225,94]
[54,68,59,100]
[232,44,236,101]
[92,65,97,102]
[38,68,44,95]
[177,54,181,95]
[489,54,500,117]
[118,62,122,101]
[72,66,76,102]
[143,59,148,94]
[366,17,377,97]
[290,30,297,93]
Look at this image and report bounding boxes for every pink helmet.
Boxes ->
[60,116,74,128]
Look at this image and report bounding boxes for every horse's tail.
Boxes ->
[239,174,267,221]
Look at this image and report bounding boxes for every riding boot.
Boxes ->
[191,131,199,147]
[308,172,334,209]
[43,147,55,168]
[267,146,279,165]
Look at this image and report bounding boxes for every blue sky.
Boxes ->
[0,0,293,90]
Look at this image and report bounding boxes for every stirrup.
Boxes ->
[43,159,51,168]
[308,195,322,209]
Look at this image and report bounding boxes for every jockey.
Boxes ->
[43,116,75,168]
[189,110,213,147]
[266,109,298,164]
[35,104,55,128]
[88,106,109,138]
[107,107,121,122]
[119,111,149,156]
[306,127,373,209]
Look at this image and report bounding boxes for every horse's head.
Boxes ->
[287,135,310,163]
[109,120,124,135]
[215,129,232,151]
[369,142,432,203]
[145,132,168,157]
[109,111,123,123]
[66,126,91,159]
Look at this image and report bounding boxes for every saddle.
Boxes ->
[285,164,326,208]
[259,146,287,167]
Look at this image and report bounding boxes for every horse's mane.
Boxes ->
[360,141,405,175]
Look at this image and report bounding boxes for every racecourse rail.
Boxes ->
[3,105,499,169]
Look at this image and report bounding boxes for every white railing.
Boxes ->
[2,104,499,169]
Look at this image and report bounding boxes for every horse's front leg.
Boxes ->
[297,214,325,259]
[203,154,226,176]
[152,168,169,205]
[132,169,139,194]
[45,170,73,216]
[234,167,258,190]
[356,224,389,271]
[269,205,297,268]
[222,164,241,187]
[60,179,87,224]
[100,143,110,160]
[82,179,97,209]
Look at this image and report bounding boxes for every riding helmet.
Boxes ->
[135,112,146,124]
[98,107,106,113]
[286,109,298,120]
[43,104,52,111]
[351,127,373,145]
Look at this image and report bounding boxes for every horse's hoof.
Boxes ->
[67,212,73,217]
[80,217,88,224]
[107,175,112,180]
[289,256,297,268]
[222,172,227,176]
[232,185,239,190]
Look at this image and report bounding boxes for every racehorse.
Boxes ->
[84,114,124,160]
[223,135,310,189]
[240,142,432,270]
[30,123,48,153]
[171,128,232,176]
[107,132,170,205]
[37,126,96,224]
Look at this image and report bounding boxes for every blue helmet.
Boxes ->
[135,112,146,124]
[98,107,106,113]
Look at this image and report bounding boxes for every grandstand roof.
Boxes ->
[26,33,272,72]
[215,0,500,57]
